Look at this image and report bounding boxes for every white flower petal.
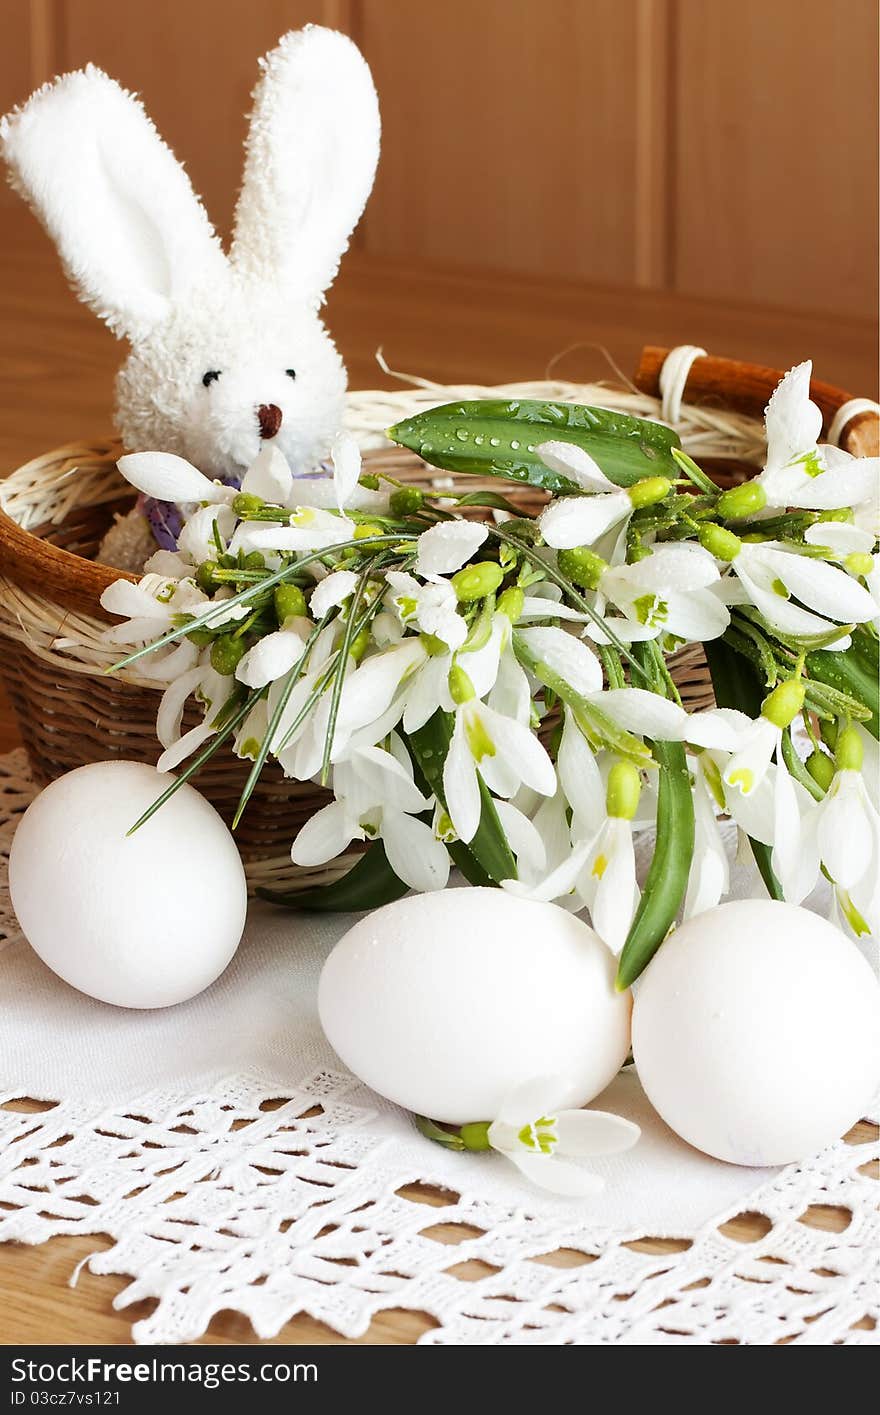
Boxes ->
[507,1150,605,1197]
[310,569,359,619]
[235,626,308,689]
[771,763,820,904]
[485,708,556,797]
[622,542,721,592]
[491,1076,570,1128]
[402,653,451,735]
[443,714,482,843]
[117,451,228,504]
[600,688,687,739]
[100,578,172,620]
[818,775,876,890]
[516,626,603,695]
[538,492,631,549]
[241,444,293,503]
[535,440,615,492]
[136,637,200,683]
[803,521,876,557]
[763,361,821,473]
[554,1110,641,1157]
[589,819,638,955]
[156,721,215,773]
[291,801,362,866]
[734,557,834,638]
[557,714,605,826]
[155,665,207,749]
[501,836,593,904]
[330,431,362,512]
[415,521,488,578]
[177,504,237,564]
[492,801,547,874]
[382,810,449,892]
[757,545,875,623]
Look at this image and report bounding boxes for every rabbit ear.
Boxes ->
[231,26,380,304]
[1,66,225,342]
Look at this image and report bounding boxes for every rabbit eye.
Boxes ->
[202,370,221,387]
[285,368,297,380]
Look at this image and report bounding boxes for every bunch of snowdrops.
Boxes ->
[103,362,879,986]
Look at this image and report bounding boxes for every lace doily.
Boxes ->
[0,749,877,1346]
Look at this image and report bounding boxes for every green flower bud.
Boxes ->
[359,473,380,491]
[242,550,265,571]
[354,522,384,540]
[349,627,371,662]
[232,492,265,518]
[835,726,863,773]
[557,546,608,590]
[806,749,835,792]
[845,552,874,578]
[501,518,542,543]
[210,634,247,676]
[420,631,449,657]
[459,1122,491,1151]
[451,561,504,602]
[274,583,308,623]
[497,586,525,623]
[761,678,806,728]
[389,486,424,518]
[606,760,642,821]
[716,480,767,521]
[697,523,742,561]
[816,507,853,523]
[448,664,476,705]
[627,476,672,509]
[196,561,219,593]
[186,627,214,648]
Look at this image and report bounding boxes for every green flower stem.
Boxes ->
[106,534,414,675]
[670,446,719,496]
[780,728,825,801]
[126,688,265,836]
[320,560,376,786]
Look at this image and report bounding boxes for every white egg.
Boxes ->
[633,899,880,1166]
[9,760,247,1009]
[318,887,632,1123]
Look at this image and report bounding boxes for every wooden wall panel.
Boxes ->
[0,0,62,206]
[360,0,645,287]
[59,0,343,239]
[674,0,879,318]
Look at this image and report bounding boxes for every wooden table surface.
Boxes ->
[0,205,876,1344]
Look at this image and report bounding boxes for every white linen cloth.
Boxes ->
[0,750,877,1345]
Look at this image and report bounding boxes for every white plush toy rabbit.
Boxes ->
[1,26,380,563]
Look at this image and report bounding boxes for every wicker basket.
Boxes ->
[1,346,875,890]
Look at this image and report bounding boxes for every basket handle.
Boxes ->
[635,346,879,457]
[0,500,136,621]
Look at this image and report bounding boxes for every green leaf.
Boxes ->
[806,648,879,739]
[258,840,408,912]
[388,398,681,491]
[406,711,517,883]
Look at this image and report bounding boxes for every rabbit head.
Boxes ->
[1,26,380,479]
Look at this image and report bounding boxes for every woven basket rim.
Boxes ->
[0,354,870,687]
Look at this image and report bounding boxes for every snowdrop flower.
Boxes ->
[415,520,489,579]
[235,617,311,690]
[536,440,671,549]
[443,664,556,843]
[154,661,234,772]
[309,569,359,619]
[717,362,879,517]
[329,638,428,757]
[597,541,730,643]
[99,573,246,649]
[248,505,356,554]
[702,525,876,641]
[239,443,294,504]
[292,739,449,892]
[177,503,237,565]
[683,753,730,919]
[514,626,740,751]
[722,678,805,798]
[116,451,236,506]
[401,612,507,735]
[803,521,880,620]
[576,761,642,954]
[385,570,467,650]
[464,1077,639,1197]
[813,728,880,935]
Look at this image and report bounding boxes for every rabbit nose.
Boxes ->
[258,404,283,440]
